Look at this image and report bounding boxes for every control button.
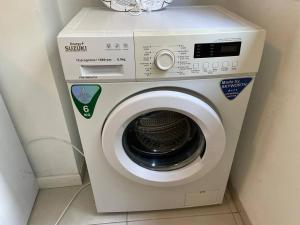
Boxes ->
[213,62,219,69]
[193,63,200,70]
[154,50,175,71]
[203,62,210,69]
[232,61,238,67]
[222,61,229,67]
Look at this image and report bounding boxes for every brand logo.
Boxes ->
[65,42,87,52]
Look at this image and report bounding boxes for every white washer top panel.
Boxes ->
[60,6,260,35]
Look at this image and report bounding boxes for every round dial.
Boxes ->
[154,50,175,71]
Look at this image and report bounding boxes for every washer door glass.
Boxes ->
[122,110,206,171]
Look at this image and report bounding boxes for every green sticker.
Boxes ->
[71,85,101,119]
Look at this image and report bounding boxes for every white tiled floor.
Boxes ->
[28,182,244,225]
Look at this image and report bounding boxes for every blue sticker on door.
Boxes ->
[220,78,252,100]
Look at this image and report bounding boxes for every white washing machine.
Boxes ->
[58,6,265,212]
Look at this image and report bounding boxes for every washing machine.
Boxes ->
[58,6,265,212]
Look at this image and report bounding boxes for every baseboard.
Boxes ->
[37,174,82,189]
[228,182,253,225]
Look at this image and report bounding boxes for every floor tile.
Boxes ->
[128,214,237,225]
[28,185,126,225]
[59,185,126,225]
[233,213,245,225]
[28,186,79,225]
[92,223,127,225]
[128,192,233,221]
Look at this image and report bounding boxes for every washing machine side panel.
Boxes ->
[67,76,255,212]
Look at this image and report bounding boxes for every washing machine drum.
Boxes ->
[123,110,206,171]
[102,90,226,186]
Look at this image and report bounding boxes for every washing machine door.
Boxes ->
[102,90,226,187]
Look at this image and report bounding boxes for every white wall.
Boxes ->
[0,0,83,188]
[227,1,300,225]
[0,95,38,225]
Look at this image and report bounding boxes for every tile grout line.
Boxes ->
[89,221,127,225]
[238,212,246,225]
[232,212,245,225]
[232,212,239,225]
[126,211,234,223]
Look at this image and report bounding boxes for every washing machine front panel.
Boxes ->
[66,76,256,212]
[101,90,226,187]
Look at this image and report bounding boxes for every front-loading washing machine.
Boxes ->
[58,6,265,212]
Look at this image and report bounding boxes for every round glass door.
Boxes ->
[122,110,206,171]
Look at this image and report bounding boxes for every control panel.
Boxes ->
[134,31,265,80]
[58,31,265,81]
[135,41,239,78]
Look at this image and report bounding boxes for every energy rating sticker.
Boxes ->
[71,85,101,119]
[220,78,252,100]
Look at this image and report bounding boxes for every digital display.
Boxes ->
[221,45,238,53]
[194,42,241,58]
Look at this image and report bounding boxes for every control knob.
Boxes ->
[154,50,175,71]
